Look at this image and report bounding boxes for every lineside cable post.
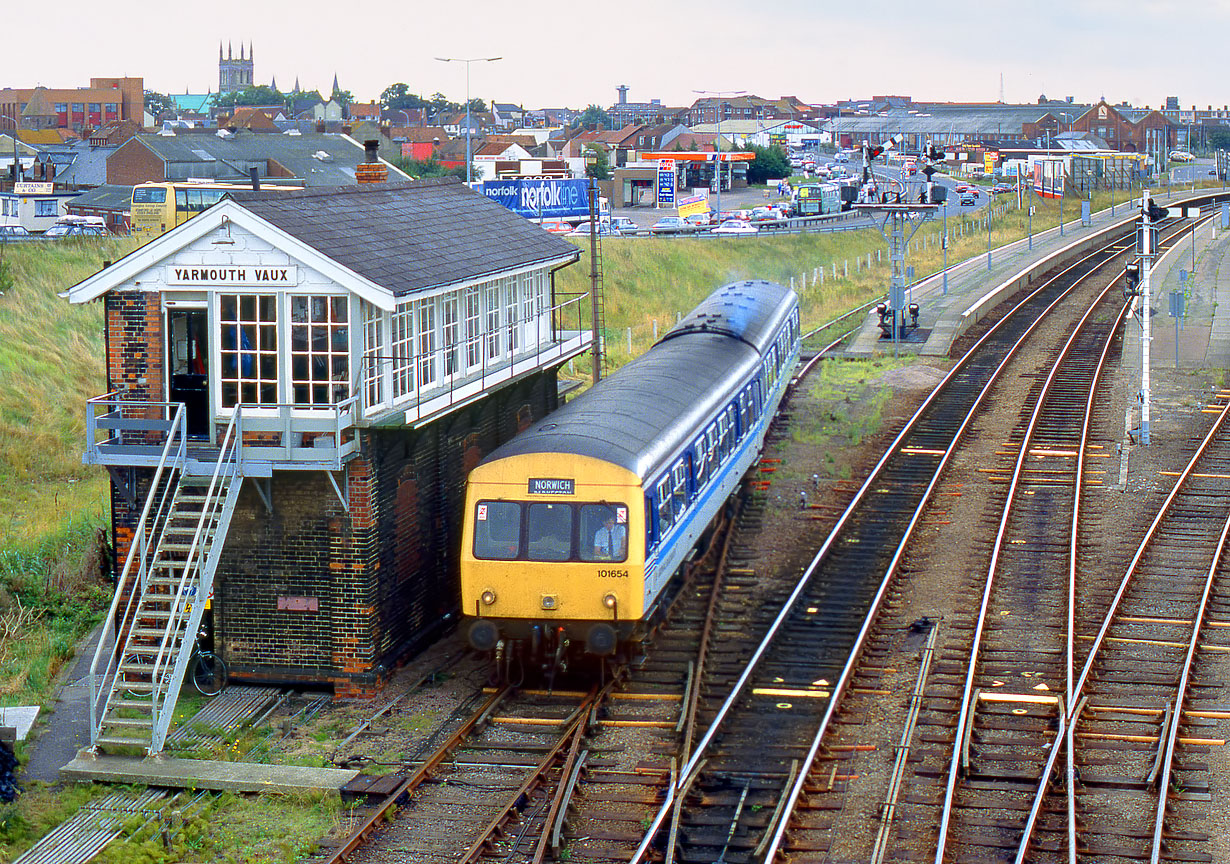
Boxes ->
[588,178,602,384]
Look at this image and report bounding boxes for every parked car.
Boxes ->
[0,225,32,239]
[650,217,691,234]
[1170,150,1195,163]
[537,219,573,235]
[566,221,615,238]
[683,213,713,229]
[959,193,976,206]
[42,220,108,238]
[712,219,758,235]
[609,216,639,235]
[750,207,778,223]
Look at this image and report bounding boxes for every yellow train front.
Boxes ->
[460,279,801,675]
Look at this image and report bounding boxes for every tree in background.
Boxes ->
[467,98,487,113]
[389,153,467,180]
[584,146,612,180]
[143,91,177,117]
[573,105,613,131]
[381,83,430,111]
[213,86,287,109]
[746,144,791,184]
[1207,127,1230,151]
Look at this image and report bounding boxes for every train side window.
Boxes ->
[726,405,738,447]
[718,412,730,459]
[694,434,709,488]
[657,477,673,532]
[707,424,720,468]
[526,502,573,561]
[473,500,522,560]
[672,461,687,517]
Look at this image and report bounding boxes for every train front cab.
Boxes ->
[460,453,647,660]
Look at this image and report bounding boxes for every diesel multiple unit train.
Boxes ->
[459,280,801,674]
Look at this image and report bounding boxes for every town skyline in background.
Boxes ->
[10,0,1230,111]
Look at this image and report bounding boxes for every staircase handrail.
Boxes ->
[147,406,244,747]
[89,402,187,746]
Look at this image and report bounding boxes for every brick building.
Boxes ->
[66,177,587,750]
[1066,100,1175,155]
[0,78,143,134]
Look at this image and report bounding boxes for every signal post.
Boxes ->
[854,141,947,356]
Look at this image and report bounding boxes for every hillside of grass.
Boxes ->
[0,236,136,708]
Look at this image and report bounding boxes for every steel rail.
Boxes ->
[631,221,1139,864]
[931,257,1116,863]
[1010,285,1125,864]
[320,686,509,864]
[1069,396,1230,708]
[1150,496,1230,863]
[1010,207,1195,856]
[942,214,1196,863]
[760,227,1144,864]
[1019,291,1128,864]
[460,686,604,864]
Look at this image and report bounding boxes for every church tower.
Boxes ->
[219,41,255,93]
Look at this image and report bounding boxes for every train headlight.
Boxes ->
[602,592,618,609]
[480,589,497,606]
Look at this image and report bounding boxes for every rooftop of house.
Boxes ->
[124,128,411,186]
[226,178,579,297]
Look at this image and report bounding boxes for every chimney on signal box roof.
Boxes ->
[356,139,387,184]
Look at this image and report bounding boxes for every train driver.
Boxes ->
[593,509,628,560]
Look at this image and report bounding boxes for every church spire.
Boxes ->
[219,41,223,60]
[271,75,277,92]
[228,41,232,59]
[332,73,340,96]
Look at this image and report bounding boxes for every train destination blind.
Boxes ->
[529,478,574,495]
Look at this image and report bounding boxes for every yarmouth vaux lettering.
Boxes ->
[166,265,298,287]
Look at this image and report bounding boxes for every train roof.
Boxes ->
[485,333,759,477]
[480,280,797,480]
[658,279,795,355]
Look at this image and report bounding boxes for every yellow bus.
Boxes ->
[130,180,302,242]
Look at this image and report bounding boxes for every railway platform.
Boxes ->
[846,187,1230,365]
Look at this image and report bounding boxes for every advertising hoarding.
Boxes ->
[479,178,591,219]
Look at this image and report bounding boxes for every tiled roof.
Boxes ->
[392,126,450,143]
[68,184,133,211]
[126,129,410,186]
[228,178,579,297]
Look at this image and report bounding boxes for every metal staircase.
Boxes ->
[89,407,244,754]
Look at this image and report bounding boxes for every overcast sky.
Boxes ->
[12,0,1230,112]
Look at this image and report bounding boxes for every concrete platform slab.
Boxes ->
[61,752,359,794]
[0,707,39,741]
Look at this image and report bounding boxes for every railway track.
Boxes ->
[1017,392,1230,863]
[928,242,1132,863]
[623,213,1193,863]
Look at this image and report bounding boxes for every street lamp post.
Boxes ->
[694,89,745,221]
[434,56,501,184]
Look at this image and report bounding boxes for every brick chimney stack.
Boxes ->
[355,139,388,184]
